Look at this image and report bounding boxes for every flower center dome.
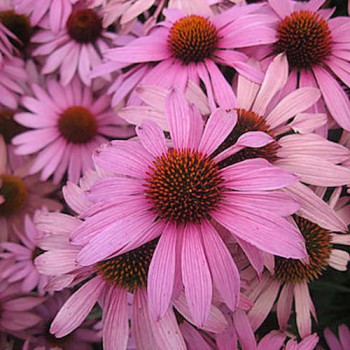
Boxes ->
[275,10,333,70]
[145,149,224,225]
[58,106,97,144]
[96,240,157,292]
[67,9,102,44]
[274,216,332,284]
[0,174,28,217]
[168,15,219,64]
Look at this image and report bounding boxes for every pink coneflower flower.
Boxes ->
[0,136,61,242]
[0,278,43,335]
[34,209,228,350]
[246,211,350,338]
[261,0,350,131]
[12,0,78,34]
[215,53,350,235]
[94,3,277,106]
[31,2,116,86]
[0,214,49,294]
[23,290,100,350]
[12,77,134,184]
[68,88,306,327]
[324,324,350,350]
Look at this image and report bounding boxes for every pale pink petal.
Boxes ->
[150,307,187,350]
[182,224,212,327]
[313,65,350,131]
[236,236,264,276]
[62,182,91,213]
[265,87,321,130]
[294,282,315,338]
[276,156,350,186]
[289,113,327,134]
[248,277,280,331]
[132,288,160,350]
[213,205,306,259]
[50,277,104,337]
[105,33,171,63]
[222,158,297,191]
[1,311,41,330]
[257,330,286,350]
[201,220,240,311]
[136,121,167,157]
[3,297,43,311]
[252,53,288,116]
[284,182,347,232]
[93,140,153,178]
[148,224,177,321]
[198,108,237,156]
[35,250,78,276]
[329,249,350,271]
[165,88,191,149]
[232,309,256,350]
[205,59,236,109]
[277,283,293,331]
[102,285,128,350]
[121,0,156,24]
[268,0,293,17]
[173,291,228,334]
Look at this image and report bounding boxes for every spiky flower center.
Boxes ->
[214,108,279,167]
[0,109,26,143]
[58,106,97,144]
[0,174,28,217]
[275,10,333,69]
[96,240,157,292]
[168,15,219,64]
[67,9,102,43]
[274,216,332,284]
[145,149,224,225]
[0,10,31,49]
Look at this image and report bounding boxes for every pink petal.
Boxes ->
[201,220,240,311]
[252,53,289,116]
[339,325,350,350]
[93,140,153,178]
[132,288,159,350]
[222,158,297,191]
[213,205,306,259]
[268,0,293,17]
[294,282,315,338]
[136,121,167,157]
[232,309,256,350]
[180,322,212,350]
[165,88,191,149]
[198,108,237,156]
[50,277,104,337]
[35,250,78,276]
[102,285,128,350]
[313,65,350,131]
[324,328,342,350]
[181,224,212,327]
[277,283,293,331]
[148,224,177,321]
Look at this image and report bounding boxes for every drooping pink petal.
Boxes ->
[200,220,240,311]
[198,108,237,156]
[277,283,293,331]
[148,224,177,321]
[102,285,128,350]
[136,121,167,157]
[232,308,257,350]
[50,276,104,337]
[181,224,212,327]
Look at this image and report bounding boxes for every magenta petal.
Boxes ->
[232,309,257,350]
[201,220,240,311]
[50,277,104,337]
[213,205,306,259]
[132,288,159,350]
[314,65,350,131]
[102,285,128,350]
[198,108,236,156]
[181,224,212,327]
[136,120,167,157]
[165,88,191,149]
[148,224,177,321]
